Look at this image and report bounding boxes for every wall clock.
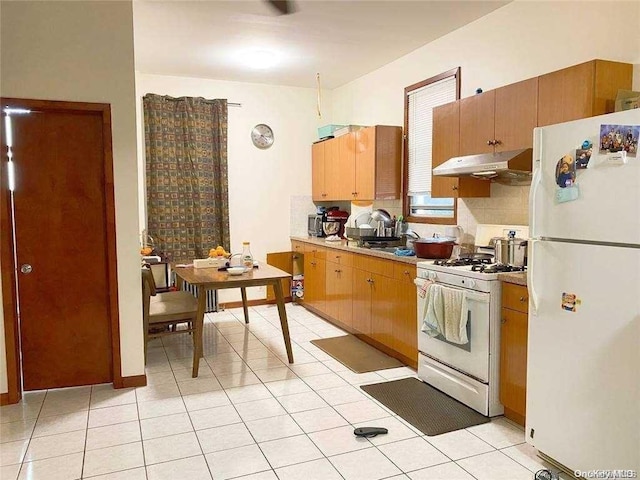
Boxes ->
[251,124,274,149]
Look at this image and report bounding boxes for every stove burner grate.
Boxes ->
[471,264,526,274]
[433,256,493,267]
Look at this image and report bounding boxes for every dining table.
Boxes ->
[173,262,294,377]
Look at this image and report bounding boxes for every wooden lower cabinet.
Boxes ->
[392,265,417,362]
[325,261,353,329]
[500,282,529,427]
[303,255,326,313]
[352,268,372,335]
[370,273,396,350]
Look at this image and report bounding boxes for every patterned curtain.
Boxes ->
[143,95,229,262]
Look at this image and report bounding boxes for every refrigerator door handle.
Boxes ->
[529,128,543,239]
[528,239,539,315]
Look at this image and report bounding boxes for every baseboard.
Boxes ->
[220,296,292,310]
[117,374,147,388]
[0,392,10,406]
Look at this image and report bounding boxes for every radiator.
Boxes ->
[171,272,218,313]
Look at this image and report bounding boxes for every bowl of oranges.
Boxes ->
[209,246,230,259]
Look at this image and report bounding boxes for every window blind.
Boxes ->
[407,76,457,196]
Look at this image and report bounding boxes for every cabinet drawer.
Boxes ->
[353,254,394,277]
[502,283,529,313]
[326,250,353,266]
[304,244,326,260]
[393,263,416,284]
[291,241,305,253]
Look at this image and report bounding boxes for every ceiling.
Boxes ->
[133,0,508,89]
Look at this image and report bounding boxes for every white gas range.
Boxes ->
[414,224,528,417]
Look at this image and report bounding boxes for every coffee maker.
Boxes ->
[323,209,349,238]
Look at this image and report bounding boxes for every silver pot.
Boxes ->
[491,235,528,266]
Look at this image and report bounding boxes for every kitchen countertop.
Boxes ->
[290,236,431,265]
[498,272,527,287]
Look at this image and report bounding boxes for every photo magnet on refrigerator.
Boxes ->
[561,292,581,312]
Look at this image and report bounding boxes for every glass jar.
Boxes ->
[241,242,253,270]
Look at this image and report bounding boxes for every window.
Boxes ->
[403,68,460,224]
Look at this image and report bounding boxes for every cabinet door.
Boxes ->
[392,265,417,364]
[311,142,326,201]
[328,133,356,200]
[327,263,353,329]
[370,273,396,349]
[266,252,293,302]
[324,138,341,200]
[494,78,538,151]
[538,61,595,127]
[431,102,461,198]
[352,268,372,335]
[324,260,339,320]
[354,127,375,200]
[304,255,326,313]
[372,126,402,200]
[500,308,528,426]
[459,90,495,155]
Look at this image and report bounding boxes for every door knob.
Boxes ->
[20,264,33,274]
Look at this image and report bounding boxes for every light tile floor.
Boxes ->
[0,303,568,480]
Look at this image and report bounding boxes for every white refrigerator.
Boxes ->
[527,109,640,474]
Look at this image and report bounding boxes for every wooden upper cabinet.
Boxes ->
[336,133,356,199]
[324,137,342,201]
[311,141,326,201]
[354,125,402,200]
[459,90,495,156]
[494,78,538,151]
[538,60,632,127]
[432,102,490,198]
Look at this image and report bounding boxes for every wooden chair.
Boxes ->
[141,267,199,366]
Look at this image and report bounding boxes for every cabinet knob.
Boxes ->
[335,255,341,258]
[293,255,298,260]
[519,296,526,302]
[452,186,458,191]
[366,278,374,284]
[404,270,410,275]
[494,139,502,145]
[311,261,316,266]
[486,140,494,146]
[501,317,507,324]
[335,269,341,273]
[322,193,327,197]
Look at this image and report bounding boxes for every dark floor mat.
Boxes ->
[310,335,403,373]
[361,377,490,436]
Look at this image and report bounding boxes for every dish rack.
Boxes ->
[345,227,404,248]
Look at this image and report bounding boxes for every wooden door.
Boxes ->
[351,268,372,335]
[8,105,116,390]
[538,61,594,127]
[354,127,375,200]
[311,141,326,201]
[500,308,528,426]
[494,78,538,151]
[459,90,495,155]
[371,126,402,200]
[370,273,396,349]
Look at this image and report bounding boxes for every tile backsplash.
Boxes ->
[374,183,529,243]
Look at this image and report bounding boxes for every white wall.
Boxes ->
[135,74,330,301]
[332,0,640,240]
[0,0,144,391]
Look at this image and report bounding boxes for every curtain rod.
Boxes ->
[228,102,242,107]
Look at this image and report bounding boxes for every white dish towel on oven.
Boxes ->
[421,283,469,345]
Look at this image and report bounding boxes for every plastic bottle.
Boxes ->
[241,242,253,270]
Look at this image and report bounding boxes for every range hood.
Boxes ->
[433,148,533,185]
